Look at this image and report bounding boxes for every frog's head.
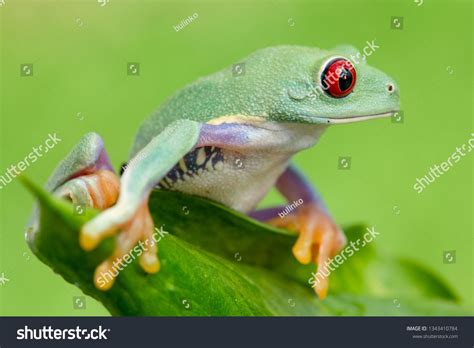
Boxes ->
[238,45,400,124]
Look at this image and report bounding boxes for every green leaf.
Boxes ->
[22,177,471,316]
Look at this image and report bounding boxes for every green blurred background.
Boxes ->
[0,0,472,315]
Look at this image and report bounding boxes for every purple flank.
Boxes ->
[275,165,319,204]
[197,123,249,148]
[248,206,288,221]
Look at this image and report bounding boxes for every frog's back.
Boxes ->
[129,45,325,158]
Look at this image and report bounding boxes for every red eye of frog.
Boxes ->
[320,58,357,98]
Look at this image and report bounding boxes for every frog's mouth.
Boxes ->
[315,111,398,124]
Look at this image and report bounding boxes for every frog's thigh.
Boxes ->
[45,132,114,192]
[249,206,300,231]
[47,132,119,209]
[27,133,119,239]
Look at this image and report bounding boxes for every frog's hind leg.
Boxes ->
[41,132,159,290]
[249,207,300,231]
[91,200,158,291]
[27,132,120,251]
[46,132,120,210]
[28,133,119,224]
[79,120,203,290]
[80,120,288,291]
[250,165,346,300]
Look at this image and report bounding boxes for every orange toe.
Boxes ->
[282,203,346,299]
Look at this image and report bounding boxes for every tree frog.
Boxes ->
[32,45,400,299]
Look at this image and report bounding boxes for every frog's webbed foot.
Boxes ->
[54,169,159,290]
[54,169,120,210]
[267,203,346,299]
[44,132,159,291]
[81,200,159,291]
[47,119,275,290]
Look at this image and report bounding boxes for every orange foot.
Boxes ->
[82,201,160,291]
[267,203,346,299]
[55,169,160,291]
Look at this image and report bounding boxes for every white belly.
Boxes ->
[168,149,290,212]
[157,120,327,212]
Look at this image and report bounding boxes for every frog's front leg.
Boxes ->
[251,165,346,299]
[77,120,199,290]
[80,120,261,290]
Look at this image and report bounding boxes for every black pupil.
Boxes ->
[338,67,353,91]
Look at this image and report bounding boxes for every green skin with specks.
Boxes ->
[40,45,400,223]
[34,45,400,294]
[131,45,400,157]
